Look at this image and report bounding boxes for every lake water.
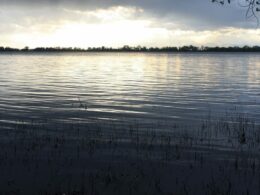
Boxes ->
[0,53,259,131]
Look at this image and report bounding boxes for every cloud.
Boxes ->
[0,0,260,47]
[0,0,258,29]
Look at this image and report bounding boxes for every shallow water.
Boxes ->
[0,52,259,130]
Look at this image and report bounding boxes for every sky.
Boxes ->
[1,0,260,48]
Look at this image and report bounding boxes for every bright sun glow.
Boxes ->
[49,20,165,47]
[10,6,169,48]
[3,6,260,48]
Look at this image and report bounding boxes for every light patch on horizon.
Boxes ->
[1,5,260,48]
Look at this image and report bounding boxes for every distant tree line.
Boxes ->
[1,45,260,52]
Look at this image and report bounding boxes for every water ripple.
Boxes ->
[0,53,259,130]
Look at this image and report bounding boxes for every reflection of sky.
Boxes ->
[0,53,259,130]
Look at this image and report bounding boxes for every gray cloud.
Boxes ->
[0,0,258,29]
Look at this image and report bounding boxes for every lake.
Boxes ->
[0,52,260,194]
[0,52,259,131]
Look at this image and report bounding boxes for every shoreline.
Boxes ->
[0,113,259,194]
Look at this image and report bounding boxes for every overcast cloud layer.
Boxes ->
[1,0,260,47]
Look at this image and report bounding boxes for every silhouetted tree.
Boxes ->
[1,45,260,52]
[179,45,199,52]
[213,0,260,22]
[21,46,29,52]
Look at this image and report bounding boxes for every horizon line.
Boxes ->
[1,45,260,53]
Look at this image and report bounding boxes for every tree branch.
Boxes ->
[213,0,260,24]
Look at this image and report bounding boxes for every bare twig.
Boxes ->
[213,0,260,25]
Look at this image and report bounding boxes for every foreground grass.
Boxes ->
[0,112,259,195]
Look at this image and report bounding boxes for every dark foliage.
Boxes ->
[1,45,260,53]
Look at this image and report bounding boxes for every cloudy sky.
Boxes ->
[1,0,260,48]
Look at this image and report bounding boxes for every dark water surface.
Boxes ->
[0,52,259,130]
[0,52,260,195]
